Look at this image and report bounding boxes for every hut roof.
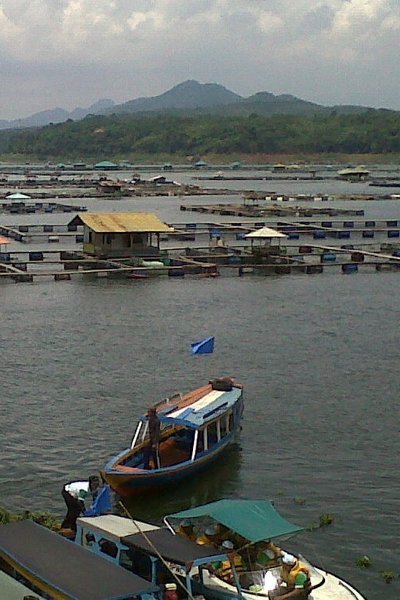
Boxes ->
[70,212,174,234]
[6,192,31,200]
[95,161,118,168]
[245,226,287,239]
[338,166,369,176]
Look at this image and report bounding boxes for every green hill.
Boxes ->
[0,110,399,160]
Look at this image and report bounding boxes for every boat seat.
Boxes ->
[115,465,147,473]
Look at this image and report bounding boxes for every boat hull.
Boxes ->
[102,385,244,497]
[102,425,242,497]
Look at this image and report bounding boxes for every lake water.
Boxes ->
[1,169,399,599]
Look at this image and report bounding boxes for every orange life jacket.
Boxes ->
[218,554,245,580]
[281,561,310,587]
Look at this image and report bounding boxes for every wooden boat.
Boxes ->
[0,519,161,600]
[75,514,230,599]
[102,376,244,497]
[165,499,367,600]
[75,503,366,600]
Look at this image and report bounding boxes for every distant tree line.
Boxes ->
[0,109,399,159]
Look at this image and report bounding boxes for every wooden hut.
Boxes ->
[69,212,173,258]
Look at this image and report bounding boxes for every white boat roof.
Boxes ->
[160,386,242,428]
[245,227,287,239]
[169,390,224,418]
[77,515,159,540]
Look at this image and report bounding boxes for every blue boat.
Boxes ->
[102,377,244,497]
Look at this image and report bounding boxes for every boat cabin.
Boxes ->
[76,515,230,597]
[68,212,174,258]
[128,380,243,470]
[0,519,161,600]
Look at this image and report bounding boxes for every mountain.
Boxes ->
[0,99,115,130]
[0,81,391,131]
[103,80,242,114]
[102,82,373,118]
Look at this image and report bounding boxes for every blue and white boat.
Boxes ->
[102,377,244,497]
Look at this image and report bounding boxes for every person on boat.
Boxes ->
[255,540,282,568]
[196,524,219,546]
[213,540,246,585]
[176,520,196,542]
[144,407,161,469]
[60,482,87,535]
[268,553,311,600]
[60,475,105,535]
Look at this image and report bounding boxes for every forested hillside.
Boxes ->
[0,110,398,160]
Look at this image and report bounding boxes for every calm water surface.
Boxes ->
[1,173,399,599]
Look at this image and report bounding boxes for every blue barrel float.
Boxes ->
[388,230,400,238]
[321,253,336,262]
[168,268,185,277]
[29,252,44,261]
[313,231,326,239]
[338,231,351,239]
[306,264,323,274]
[363,230,374,238]
[365,221,376,227]
[288,232,300,240]
[342,263,358,273]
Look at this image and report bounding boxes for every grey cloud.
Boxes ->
[0,0,399,118]
[303,5,336,32]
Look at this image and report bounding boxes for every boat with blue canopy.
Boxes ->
[102,377,244,497]
[164,499,367,600]
[0,519,161,600]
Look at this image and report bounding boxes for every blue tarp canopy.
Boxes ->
[166,499,304,543]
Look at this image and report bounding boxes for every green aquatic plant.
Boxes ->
[380,570,397,584]
[293,497,306,505]
[0,506,60,531]
[318,513,334,527]
[356,555,372,568]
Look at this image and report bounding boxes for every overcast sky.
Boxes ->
[0,0,399,119]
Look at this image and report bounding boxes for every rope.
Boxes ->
[119,501,196,600]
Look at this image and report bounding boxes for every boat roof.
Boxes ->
[0,520,159,600]
[77,515,159,540]
[122,528,224,565]
[141,384,242,429]
[166,499,304,544]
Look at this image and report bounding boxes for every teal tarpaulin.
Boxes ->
[167,499,303,543]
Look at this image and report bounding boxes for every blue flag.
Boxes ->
[83,485,113,517]
[191,336,215,355]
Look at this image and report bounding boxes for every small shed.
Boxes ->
[94,161,118,171]
[245,226,287,250]
[337,166,369,181]
[6,192,31,200]
[69,212,174,258]
[96,180,124,194]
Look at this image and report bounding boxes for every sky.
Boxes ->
[0,0,399,119]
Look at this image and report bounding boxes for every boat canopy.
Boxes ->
[122,527,226,565]
[141,387,242,429]
[166,499,304,543]
[0,520,159,600]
